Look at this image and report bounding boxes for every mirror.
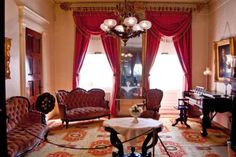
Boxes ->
[120,35,143,99]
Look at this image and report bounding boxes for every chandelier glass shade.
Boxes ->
[121,52,133,62]
[100,0,152,45]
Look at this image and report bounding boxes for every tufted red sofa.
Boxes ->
[6,96,48,157]
[56,88,110,128]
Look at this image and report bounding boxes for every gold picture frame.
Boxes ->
[215,37,235,81]
[5,37,11,79]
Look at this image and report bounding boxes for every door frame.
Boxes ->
[18,6,49,96]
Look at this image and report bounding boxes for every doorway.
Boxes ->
[25,28,43,110]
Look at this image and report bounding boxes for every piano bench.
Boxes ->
[172,98,190,128]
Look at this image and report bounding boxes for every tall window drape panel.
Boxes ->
[73,11,119,115]
[101,37,120,115]
[145,11,192,91]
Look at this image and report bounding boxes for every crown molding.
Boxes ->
[59,1,208,12]
[55,0,210,3]
[209,0,231,14]
[18,6,50,25]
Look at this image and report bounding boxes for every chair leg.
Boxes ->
[66,121,69,128]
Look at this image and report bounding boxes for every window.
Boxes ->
[79,36,113,93]
[150,40,184,91]
[150,40,184,110]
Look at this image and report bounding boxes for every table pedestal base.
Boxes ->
[105,127,161,157]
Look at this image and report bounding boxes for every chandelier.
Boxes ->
[100,0,152,45]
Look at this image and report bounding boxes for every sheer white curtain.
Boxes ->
[79,36,113,99]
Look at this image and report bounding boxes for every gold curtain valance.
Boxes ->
[60,1,208,12]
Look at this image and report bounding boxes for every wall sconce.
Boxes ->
[231,55,236,78]
[226,54,233,69]
[223,77,230,97]
[203,67,212,90]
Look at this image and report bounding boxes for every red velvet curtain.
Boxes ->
[101,36,119,115]
[144,32,161,91]
[73,11,113,88]
[72,32,89,88]
[145,11,192,91]
[174,27,192,90]
[73,11,119,115]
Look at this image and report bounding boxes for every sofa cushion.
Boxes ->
[56,90,68,106]
[7,122,47,157]
[66,107,110,120]
[6,98,29,132]
[65,88,105,110]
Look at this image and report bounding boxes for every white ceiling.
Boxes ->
[53,0,211,4]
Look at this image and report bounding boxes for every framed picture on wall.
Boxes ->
[5,37,11,79]
[215,37,235,82]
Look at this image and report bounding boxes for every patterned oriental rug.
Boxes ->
[25,117,229,157]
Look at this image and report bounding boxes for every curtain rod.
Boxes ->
[60,1,208,12]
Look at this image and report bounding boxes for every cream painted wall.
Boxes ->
[5,0,55,117]
[209,0,236,92]
[5,0,21,97]
[54,6,74,91]
[17,0,55,95]
[192,9,209,88]
[208,0,236,128]
[5,0,55,96]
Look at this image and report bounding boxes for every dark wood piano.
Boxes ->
[182,86,236,152]
[183,87,232,137]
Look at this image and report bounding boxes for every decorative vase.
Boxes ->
[129,104,143,123]
[129,110,141,123]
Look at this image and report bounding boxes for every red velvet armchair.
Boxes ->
[56,88,110,128]
[140,89,163,120]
